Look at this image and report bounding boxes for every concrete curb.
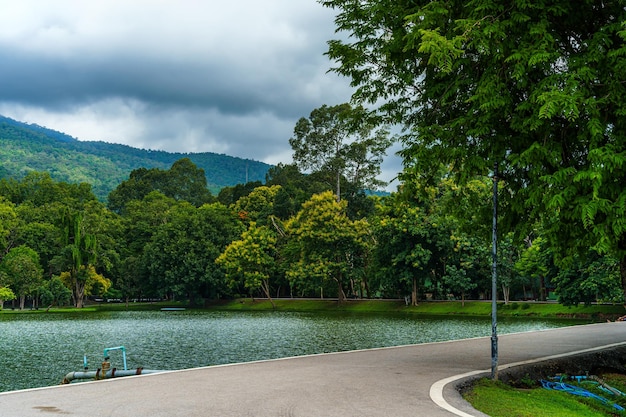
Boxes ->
[431,341,626,416]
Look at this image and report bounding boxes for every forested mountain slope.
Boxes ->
[0,115,271,200]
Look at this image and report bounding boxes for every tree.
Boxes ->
[232,185,282,226]
[285,191,368,302]
[289,103,393,200]
[52,210,100,308]
[515,236,552,302]
[108,158,213,213]
[0,245,43,309]
[552,253,623,306]
[39,276,72,309]
[372,196,438,305]
[144,202,243,304]
[322,1,626,301]
[0,286,16,309]
[0,197,18,258]
[441,265,474,307]
[216,222,278,307]
[58,265,110,306]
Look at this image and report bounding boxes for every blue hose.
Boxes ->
[540,380,625,411]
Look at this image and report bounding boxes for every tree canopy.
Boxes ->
[321,0,626,297]
[289,103,394,200]
[108,158,214,213]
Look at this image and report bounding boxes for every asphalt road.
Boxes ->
[1,322,626,417]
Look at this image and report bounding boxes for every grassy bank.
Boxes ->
[2,299,624,320]
[466,375,626,417]
[208,299,625,321]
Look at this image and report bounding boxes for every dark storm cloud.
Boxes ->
[0,0,402,187]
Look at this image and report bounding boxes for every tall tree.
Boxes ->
[322,0,626,300]
[144,202,243,304]
[285,191,368,302]
[52,210,99,308]
[0,245,43,309]
[0,197,18,258]
[289,103,393,200]
[216,222,278,307]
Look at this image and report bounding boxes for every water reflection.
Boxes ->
[0,310,580,392]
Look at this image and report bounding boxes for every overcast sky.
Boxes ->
[0,0,402,190]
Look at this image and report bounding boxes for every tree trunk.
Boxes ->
[619,255,626,306]
[74,281,86,308]
[539,275,546,301]
[337,280,347,303]
[411,276,418,306]
[501,284,510,305]
[261,279,275,309]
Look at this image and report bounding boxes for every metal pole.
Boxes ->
[491,163,499,380]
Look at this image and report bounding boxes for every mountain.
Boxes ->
[0,115,272,201]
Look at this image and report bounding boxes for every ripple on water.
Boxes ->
[0,310,576,392]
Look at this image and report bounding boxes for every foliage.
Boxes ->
[52,210,100,308]
[0,196,18,256]
[372,195,439,303]
[0,245,43,309]
[264,163,331,219]
[39,276,72,308]
[285,191,369,301]
[321,0,626,300]
[0,115,271,200]
[552,254,623,306]
[231,185,282,226]
[144,202,244,304]
[289,103,393,200]
[216,222,278,305]
[108,158,214,213]
[58,266,110,304]
[0,286,16,308]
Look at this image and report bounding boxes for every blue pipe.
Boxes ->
[103,346,127,370]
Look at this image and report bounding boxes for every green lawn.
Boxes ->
[209,299,625,321]
[466,374,626,417]
[3,299,624,321]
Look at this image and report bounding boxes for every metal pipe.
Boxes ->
[103,346,127,370]
[61,369,164,384]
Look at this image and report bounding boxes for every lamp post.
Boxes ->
[491,163,499,380]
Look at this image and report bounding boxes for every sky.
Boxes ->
[0,0,402,190]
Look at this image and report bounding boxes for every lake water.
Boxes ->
[0,310,581,392]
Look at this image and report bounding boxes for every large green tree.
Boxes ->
[0,245,43,309]
[322,0,626,300]
[216,222,278,306]
[144,202,243,304]
[51,210,99,308]
[285,191,369,301]
[289,103,393,200]
[108,158,213,213]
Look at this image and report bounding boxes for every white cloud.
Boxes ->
[0,0,403,190]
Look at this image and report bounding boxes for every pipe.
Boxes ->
[103,346,127,370]
[61,368,164,384]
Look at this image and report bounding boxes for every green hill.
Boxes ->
[0,115,271,200]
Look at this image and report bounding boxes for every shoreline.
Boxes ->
[3,298,623,321]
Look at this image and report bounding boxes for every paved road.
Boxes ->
[2,322,626,417]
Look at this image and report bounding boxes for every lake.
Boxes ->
[0,310,581,392]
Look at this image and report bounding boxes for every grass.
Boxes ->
[207,299,625,321]
[465,374,626,417]
[2,299,624,320]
